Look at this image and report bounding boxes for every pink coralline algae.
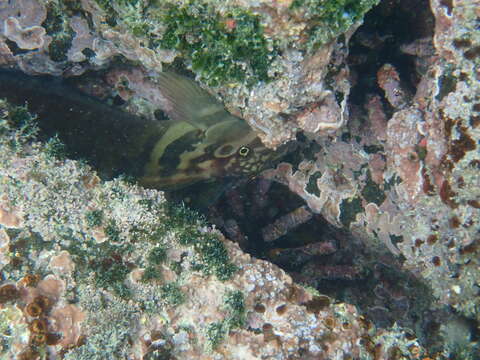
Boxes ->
[1,0,480,358]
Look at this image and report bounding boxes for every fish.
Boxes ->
[0,69,283,191]
[139,72,281,189]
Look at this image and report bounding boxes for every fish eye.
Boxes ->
[238,146,250,157]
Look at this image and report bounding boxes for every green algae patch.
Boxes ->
[44,1,77,62]
[161,282,185,306]
[339,197,363,228]
[290,0,379,50]
[204,290,246,350]
[164,203,238,281]
[192,233,238,281]
[363,144,384,154]
[206,321,225,350]
[91,0,276,86]
[0,101,38,149]
[85,209,104,228]
[43,134,68,160]
[147,246,167,264]
[361,170,386,206]
[223,290,246,329]
[94,261,131,298]
[306,171,322,197]
[158,1,274,86]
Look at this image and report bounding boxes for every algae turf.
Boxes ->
[158,1,275,86]
[92,0,275,86]
[206,321,225,350]
[205,290,246,350]
[223,290,246,329]
[0,101,38,149]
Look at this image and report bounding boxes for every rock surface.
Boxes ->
[1,0,480,359]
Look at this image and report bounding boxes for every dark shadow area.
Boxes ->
[198,173,440,347]
[348,0,435,111]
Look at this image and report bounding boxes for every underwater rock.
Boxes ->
[0,99,433,359]
[0,0,380,147]
[0,0,479,358]
[264,0,480,338]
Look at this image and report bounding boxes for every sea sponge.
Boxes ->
[48,250,75,275]
[0,198,23,228]
[66,16,95,63]
[25,302,43,318]
[0,0,46,28]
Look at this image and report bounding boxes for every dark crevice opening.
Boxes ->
[348,0,435,110]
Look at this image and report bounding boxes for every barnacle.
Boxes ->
[0,283,19,304]
[25,302,43,317]
[31,295,53,314]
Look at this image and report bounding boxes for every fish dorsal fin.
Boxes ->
[157,72,227,130]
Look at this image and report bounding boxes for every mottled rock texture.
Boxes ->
[1,0,480,359]
[0,100,430,360]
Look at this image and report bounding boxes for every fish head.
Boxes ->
[139,115,278,190]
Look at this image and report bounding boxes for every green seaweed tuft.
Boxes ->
[147,246,167,265]
[206,321,225,350]
[161,282,185,306]
[224,290,246,329]
[141,265,161,282]
[44,1,77,62]
[44,134,67,159]
[94,261,131,298]
[105,221,121,242]
[163,203,237,280]
[158,1,275,86]
[85,210,104,228]
[194,234,238,281]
